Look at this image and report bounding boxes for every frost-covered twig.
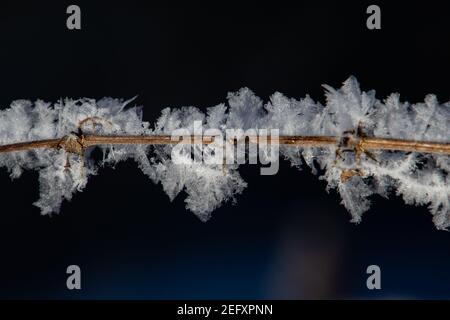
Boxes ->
[0,77,449,229]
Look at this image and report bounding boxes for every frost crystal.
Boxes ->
[0,77,449,229]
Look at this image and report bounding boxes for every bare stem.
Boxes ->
[0,139,61,153]
[0,134,449,155]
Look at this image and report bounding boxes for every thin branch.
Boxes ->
[361,137,450,155]
[0,138,61,153]
[0,134,449,155]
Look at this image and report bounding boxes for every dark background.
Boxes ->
[0,1,449,299]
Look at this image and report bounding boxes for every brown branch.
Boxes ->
[361,137,450,155]
[0,134,449,155]
[0,138,61,153]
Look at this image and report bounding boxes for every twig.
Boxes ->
[0,134,449,155]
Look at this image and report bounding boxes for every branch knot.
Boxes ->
[57,133,85,155]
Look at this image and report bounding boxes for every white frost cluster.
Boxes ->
[0,77,448,228]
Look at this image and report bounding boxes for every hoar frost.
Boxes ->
[0,77,449,229]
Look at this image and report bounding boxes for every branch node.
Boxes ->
[57,133,85,155]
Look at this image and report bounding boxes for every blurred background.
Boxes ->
[0,1,449,299]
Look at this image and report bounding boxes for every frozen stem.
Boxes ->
[0,134,449,155]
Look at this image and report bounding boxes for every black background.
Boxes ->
[0,1,449,299]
